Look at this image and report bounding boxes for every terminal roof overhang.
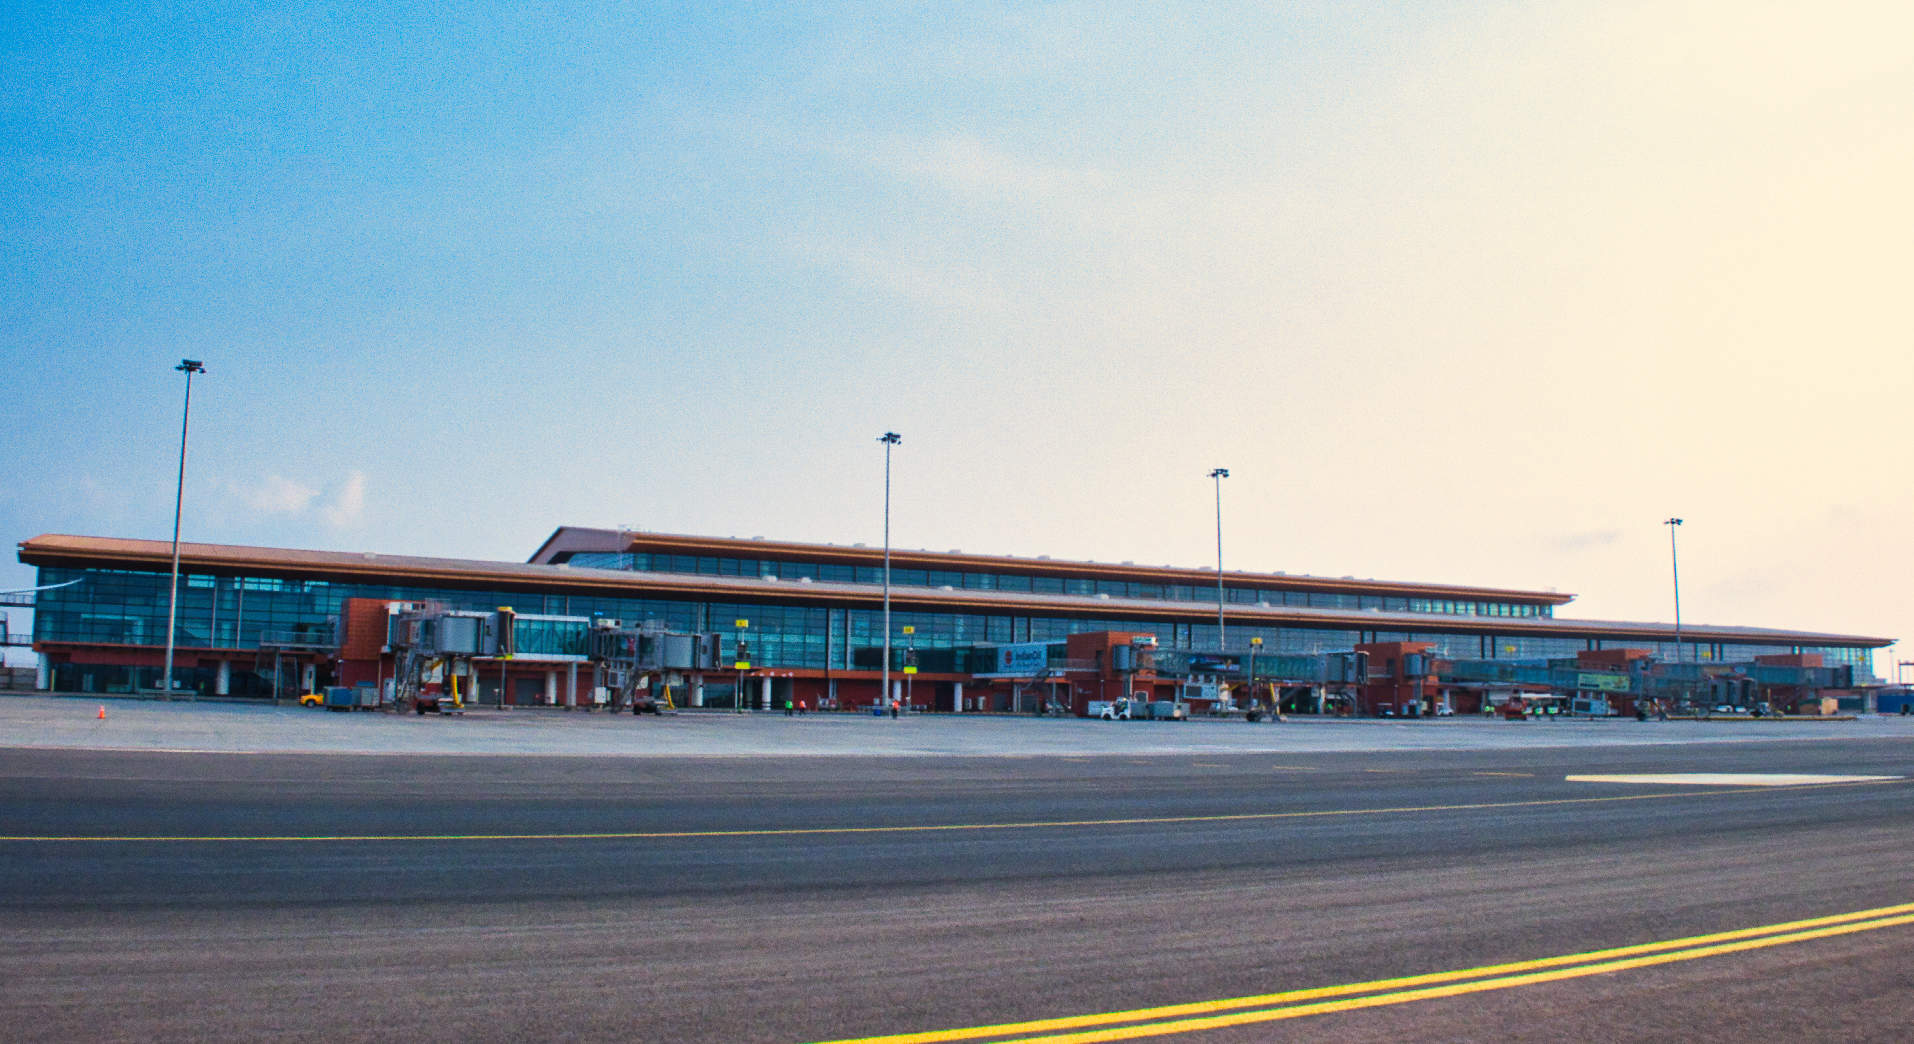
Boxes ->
[20,533,1893,650]
[529,526,1578,607]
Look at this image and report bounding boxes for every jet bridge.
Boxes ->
[585,619,724,713]
[387,604,514,714]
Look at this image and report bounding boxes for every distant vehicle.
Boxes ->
[298,692,323,708]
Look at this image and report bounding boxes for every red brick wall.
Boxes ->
[338,598,390,661]
[1577,648,1652,667]
[1754,653,1823,668]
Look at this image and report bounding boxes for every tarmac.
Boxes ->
[4,693,1911,757]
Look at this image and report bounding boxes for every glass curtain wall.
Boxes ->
[34,565,1871,678]
[566,553,1555,619]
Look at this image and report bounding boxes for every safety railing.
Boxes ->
[255,630,338,650]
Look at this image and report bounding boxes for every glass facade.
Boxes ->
[511,615,592,658]
[565,552,1556,619]
[32,564,1875,684]
[31,567,696,653]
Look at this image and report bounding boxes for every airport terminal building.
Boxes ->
[14,527,1891,714]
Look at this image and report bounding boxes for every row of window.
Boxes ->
[32,567,1869,674]
[565,553,1554,618]
[33,569,700,649]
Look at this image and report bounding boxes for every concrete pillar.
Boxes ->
[760,675,772,710]
[953,681,963,712]
[565,662,578,708]
[215,660,230,696]
[545,670,558,706]
[36,653,49,691]
[691,676,704,707]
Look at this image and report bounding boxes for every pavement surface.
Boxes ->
[4,731,1913,1043]
[4,694,1911,756]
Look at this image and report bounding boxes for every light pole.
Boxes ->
[1210,468,1228,653]
[1664,517,1683,712]
[163,359,205,701]
[879,432,901,714]
[1664,518,1683,663]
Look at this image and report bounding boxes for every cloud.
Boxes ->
[320,471,366,527]
[234,475,319,515]
[219,472,363,527]
[1554,530,1624,553]
[890,137,1106,201]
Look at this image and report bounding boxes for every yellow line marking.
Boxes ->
[994,914,1914,1044]
[813,902,1914,1044]
[1568,773,1901,786]
[0,779,1897,844]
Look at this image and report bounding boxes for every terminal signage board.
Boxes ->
[1575,672,1632,692]
[993,642,1049,676]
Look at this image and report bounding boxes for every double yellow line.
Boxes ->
[816,902,1914,1044]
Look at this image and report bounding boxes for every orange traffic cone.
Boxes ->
[97,705,106,719]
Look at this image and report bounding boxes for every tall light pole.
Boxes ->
[1669,513,1684,712]
[163,359,206,701]
[879,432,901,713]
[1664,517,1683,668]
[1210,468,1229,652]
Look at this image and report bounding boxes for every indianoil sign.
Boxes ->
[994,643,1050,675]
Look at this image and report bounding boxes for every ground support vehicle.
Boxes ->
[317,685,380,711]
[1088,698,1188,720]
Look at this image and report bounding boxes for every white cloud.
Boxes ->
[320,471,366,528]
[218,472,363,527]
[234,475,319,515]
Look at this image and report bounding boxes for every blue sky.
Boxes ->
[4,1,1910,673]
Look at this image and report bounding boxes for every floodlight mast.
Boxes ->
[1665,517,1684,710]
[1664,518,1684,664]
[1210,468,1229,653]
[163,359,206,702]
[879,433,901,713]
